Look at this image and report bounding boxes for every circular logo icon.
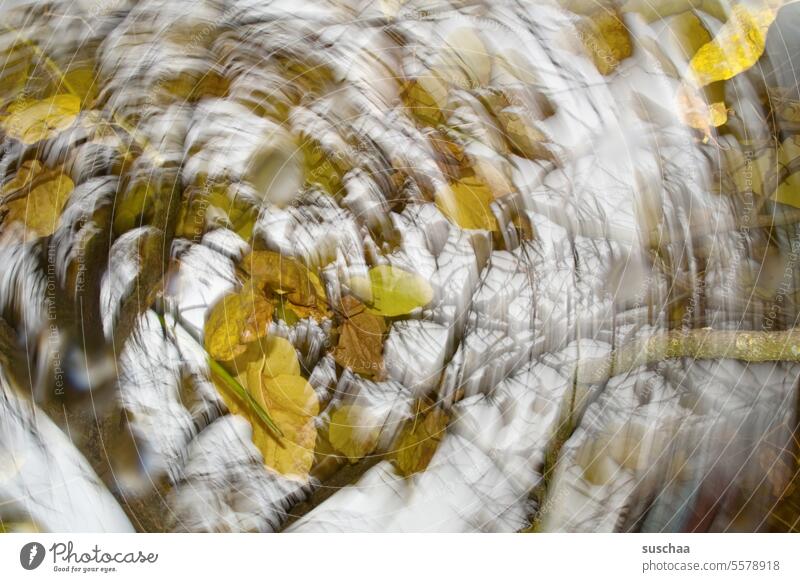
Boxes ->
[20,542,46,570]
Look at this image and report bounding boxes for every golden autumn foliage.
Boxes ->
[241,250,328,315]
[689,4,776,86]
[245,373,318,479]
[0,94,80,143]
[214,335,318,480]
[393,405,449,477]
[436,174,499,231]
[349,265,434,317]
[0,160,74,240]
[204,282,273,361]
[577,9,633,76]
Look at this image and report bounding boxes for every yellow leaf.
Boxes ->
[332,296,387,378]
[349,265,433,317]
[1,160,73,240]
[300,135,349,197]
[226,372,318,480]
[204,284,273,361]
[243,336,301,382]
[689,4,776,87]
[0,43,33,104]
[394,406,449,477]
[577,9,633,76]
[0,94,80,143]
[113,180,155,236]
[176,182,257,240]
[213,333,317,479]
[435,175,499,231]
[663,10,712,59]
[160,69,229,102]
[676,83,728,133]
[328,405,380,463]
[255,375,318,479]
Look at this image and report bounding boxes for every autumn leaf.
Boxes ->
[249,374,318,479]
[176,182,257,240]
[773,136,800,208]
[436,174,499,231]
[0,94,80,143]
[300,135,349,197]
[0,43,34,104]
[160,69,230,102]
[273,297,301,326]
[333,296,387,378]
[438,27,492,88]
[242,335,302,381]
[113,181,156,235]
[690,4,777,87]
[349,265,434,317]
[663,10,711,60]
[204,282,273,361]
[214,334,318,480]
[676,83,728,137]
[393,405,449,477]
[402,77,449,126]
[328,405,381,463]
[1,160,74,240]
[497,108,551,160]
[577,9,633,76]
[241,250,327,309]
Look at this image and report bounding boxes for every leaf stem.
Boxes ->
[207,356,284,439]
[148,307,284,440]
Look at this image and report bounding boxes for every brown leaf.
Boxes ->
[241,250,327,309]
[333,296,387,378]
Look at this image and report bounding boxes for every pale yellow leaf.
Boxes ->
[243,336,301,383]
[349,265,433,317]
[328,405,380,463]
[222,371,318,480]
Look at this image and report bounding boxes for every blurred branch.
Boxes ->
[575,328,800,384]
